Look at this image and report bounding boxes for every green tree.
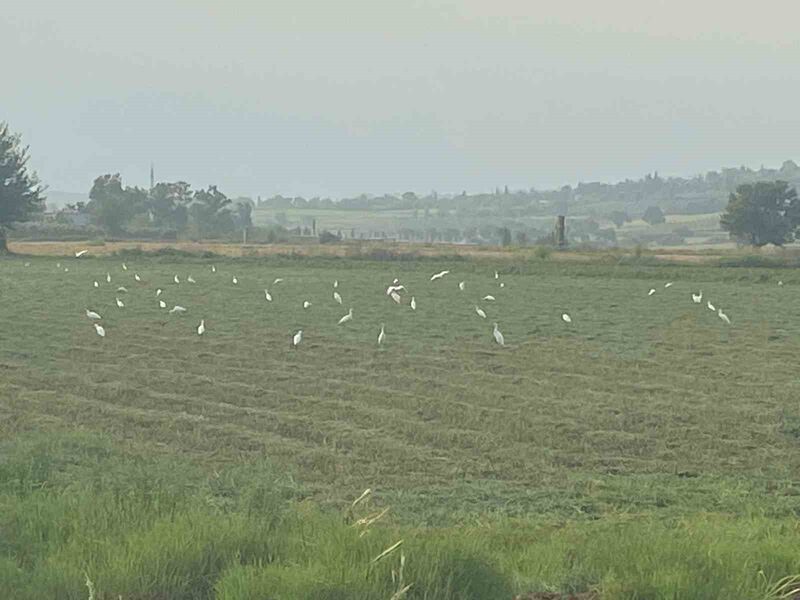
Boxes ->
[189,186,234,238]
[608,210,629,228]
[720,181,800,246]
[233,200,253,230]
[0,122,46,252]
[642,206,666,225]
[88,174,147,235]
[149,182,192,230]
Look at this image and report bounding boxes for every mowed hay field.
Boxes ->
[2,252,800,599]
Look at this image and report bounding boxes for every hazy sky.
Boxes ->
[3,1,799,198]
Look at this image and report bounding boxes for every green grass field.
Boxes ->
[2,252,800,598]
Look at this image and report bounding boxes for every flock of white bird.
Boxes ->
[62,249,734,346]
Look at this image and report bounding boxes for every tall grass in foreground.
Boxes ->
[2,432,799,599]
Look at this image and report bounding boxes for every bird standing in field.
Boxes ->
[378,323,386,346]
[707,301,716,311]
[692,291,702,304]
[75,249,88,258]
[232,276,238,285]
[117,286,128,293]
[211,265,216,272]
[187,276,196,284]
[499,282,505,288]
[665,282,673,288]
[333,279,339,288]
[134,273,141,282]
[292,329,303,348]
[264,289,273,302]
[459,281,466,291]
[492,323,505,346]
[93,281,99,288]
[86,309,102,320]
[410,296,416,311]
[170,305,187,314]
[303,300,312,309]
[197,319,205,335]
[273,277,284,284]
[494,271,499,280]
[122,263,128,271]
[483,295,496,301]
[156,288,163,297]
[333,291,342,304]
[338,308,354,324]
[174,275,180,284]
[159,300,167,308]
[106,273,111,283]
[115,297,124,308]
[562,313,572,323]
[94,323,106,337]
[648,288,656,296]
[430,270,449,281]
[475,306,487,319]
[718,309,731,324]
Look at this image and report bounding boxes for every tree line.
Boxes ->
[1,121,800,250]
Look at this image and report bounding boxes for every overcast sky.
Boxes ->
[3,0,799,198]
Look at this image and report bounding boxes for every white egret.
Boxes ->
[86,309,102,320]
[718,309,731,324]
[134,273,141,282]
[273,278,284,284]
[492,323,505,346]
[475,305,487,319]
[378,323,386,346]
[264,289,273,302]
[122,263,128,271]
[707,301,716,311]
[64,268,69,272]
[75,249,88,258]
[292,329,303,347]
[386,284,405,295]
[174,275,180,284]
[483,295,496,301]
[692,291,702,304]
[392,278,399,285]
[430,270,450,281]
[303,301,312,309]
[390,291,402,304]
[115,297,124,308]
[187,276,196,283]
[410,296,416,311]
[156,288,163,297]
[24,262,30,267]
[56,262,61,268]
[232,276,238,285]
[106,273,111,283]
[494,271,499,280]
[94,323,106,337]
[333,279,339,288]
[93,281,99,288]
[197,319,206,335]
[459,281,466,291]
[159,300,167,308]
[648,288,656,296]
[117,286,128,292]
[333,291,342,304]
[665,282,673,288]
[338,308,354,324]
[211,265,216,272]
[499,282,505,288]
[169,305,187,314]
[778,281,784,286]
[562,313,572,323]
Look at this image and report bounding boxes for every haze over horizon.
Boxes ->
[3,1,799,199]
